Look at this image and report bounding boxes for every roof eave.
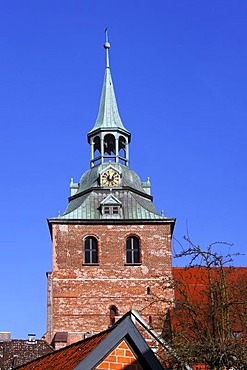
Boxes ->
[48,217,176,228]
[87,127,131,143]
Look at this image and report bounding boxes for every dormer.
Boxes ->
[100,194,122,217]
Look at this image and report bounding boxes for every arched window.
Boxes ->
[84,237,98,264]
[104,134,115,155]
[119,136,127,164]
[109,305,118,326]
[126,236,140,264]
[93,136,101,165]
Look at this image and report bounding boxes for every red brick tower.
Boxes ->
[45,33,175,347]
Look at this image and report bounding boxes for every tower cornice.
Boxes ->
[47,217,176,238]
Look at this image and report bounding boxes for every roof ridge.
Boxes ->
[14,327,113,369]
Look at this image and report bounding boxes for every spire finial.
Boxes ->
[104,27,110,68]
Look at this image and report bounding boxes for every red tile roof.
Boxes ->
[171,267,247,337]
[15,331,109,370]
[173,266,247,299]
[14,312,164,370]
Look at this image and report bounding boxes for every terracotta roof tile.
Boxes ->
[172,267,247,332]
[15,331,109,370]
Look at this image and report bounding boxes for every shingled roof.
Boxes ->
[0,339,54,369]
[15,332,109,370]
[14,312,164,370]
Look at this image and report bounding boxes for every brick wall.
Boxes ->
[96,340,143,370]
[45,222,173,345]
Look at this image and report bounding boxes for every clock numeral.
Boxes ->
[101,170,120,186]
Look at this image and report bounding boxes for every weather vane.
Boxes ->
[104,27,110,68]
[105,27,108,43]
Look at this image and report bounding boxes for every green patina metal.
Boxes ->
[88,67,130,134]
[49,35,173,223]
[58,162,165,220]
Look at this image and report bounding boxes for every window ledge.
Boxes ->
[82,263,99,266]
[124,263,142,266]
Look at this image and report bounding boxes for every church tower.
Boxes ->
[45,33,175,348]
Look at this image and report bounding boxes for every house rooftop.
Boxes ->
[14,311,164,370]
[0,338,54,369]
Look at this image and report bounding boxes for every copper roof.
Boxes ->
[88,40,130,136]
[51,163,173,221]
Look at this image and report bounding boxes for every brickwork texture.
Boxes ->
[45,222,173,345]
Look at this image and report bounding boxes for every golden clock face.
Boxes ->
[101,169,120,187]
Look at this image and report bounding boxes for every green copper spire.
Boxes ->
[89,31,129,133]
[88,31,131,167]
[48,33,175,224]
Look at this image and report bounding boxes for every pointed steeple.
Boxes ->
[88,31,131,168]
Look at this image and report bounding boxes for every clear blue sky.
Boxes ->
[0,1,246,339]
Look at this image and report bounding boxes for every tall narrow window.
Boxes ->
[84,237,98,264]
[126,236,140,264]
[109,305,118,326]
